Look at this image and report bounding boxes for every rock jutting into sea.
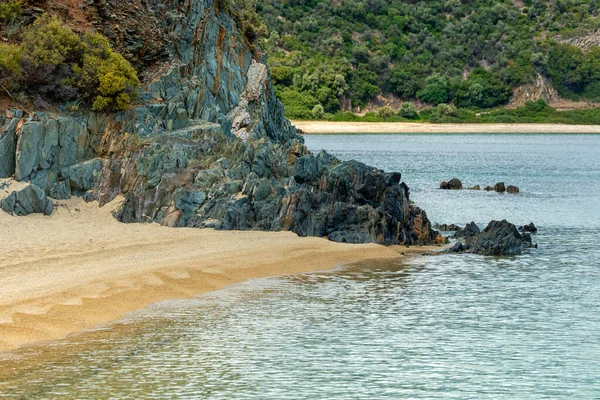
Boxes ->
[449,220,537,256]
[0,1,443,246]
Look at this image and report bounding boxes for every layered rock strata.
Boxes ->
[0,1,442,246]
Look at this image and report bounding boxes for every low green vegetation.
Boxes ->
[0,0,23,24]
[259,0,600,120]
[306,100,600,125]
[0,13,138,111]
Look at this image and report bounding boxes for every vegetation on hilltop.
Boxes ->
[259,0,600,119]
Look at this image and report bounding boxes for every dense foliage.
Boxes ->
[0,14,138,111]
[259,0,600,119]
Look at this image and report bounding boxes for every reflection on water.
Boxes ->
[1,134,600,399]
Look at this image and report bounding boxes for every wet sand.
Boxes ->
[0,197,434,353]
[293,121,600,134]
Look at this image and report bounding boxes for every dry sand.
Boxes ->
[0,197,433,353]
[293,121,600,134]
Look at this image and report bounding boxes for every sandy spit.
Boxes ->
[292,121,600,134]
[0,197,434,353]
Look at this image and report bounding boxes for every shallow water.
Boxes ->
[1,134,599,399]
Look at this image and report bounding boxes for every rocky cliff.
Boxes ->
[0,0,443,246]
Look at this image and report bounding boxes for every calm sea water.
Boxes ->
[1,134,599,399]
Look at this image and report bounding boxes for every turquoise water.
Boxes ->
[1,134,599,399]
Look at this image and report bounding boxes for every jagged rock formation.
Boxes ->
[450,220,536,256]
[0,1,443,246]
[0,180,53,216]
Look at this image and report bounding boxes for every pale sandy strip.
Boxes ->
[0,197,434,353]
[292,121,600,134]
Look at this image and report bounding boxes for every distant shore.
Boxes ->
[0,198,438,353]
[292,121,600,134]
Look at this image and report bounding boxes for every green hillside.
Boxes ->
[258,0,600,119]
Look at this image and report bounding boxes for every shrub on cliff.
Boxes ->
[4,15,138,111]
[0,0,23,23]
[0,43,21,89]
[74,32,139,111]
[222,0,267,43]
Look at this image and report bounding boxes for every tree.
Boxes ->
[417,73,450,105]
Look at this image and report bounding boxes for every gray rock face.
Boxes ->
[1,183,53,216]
[450,220,536,256]
[0,1,443,246]
[0,118,19,178]
[49,180,72,200]
[15,122,43,181]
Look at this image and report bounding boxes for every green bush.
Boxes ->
[76,32,139,111]
[0,43,21,81]
[0,0,23,23]
[311,104,325,119]
[398,102,418,119]
[376,106,394,120]
[222,0,267,43]
[21,15,80,67]
[12,15,138,111]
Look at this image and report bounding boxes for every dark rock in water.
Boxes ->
[449,242,465,253]
[484,185,494,191]
[440,178,463,190]
[450,220,536,256]
[467,185,481,190]
[469,220,535,255]
[1,183,53,216]
[519,222,538,233]
[507,185,520,194]
[454,222,480,239]
[435,223,462,231]
[494,182,506,193]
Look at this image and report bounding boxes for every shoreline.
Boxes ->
[292,121,600,134]
[0,198,436,353]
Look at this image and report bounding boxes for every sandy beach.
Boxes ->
[0,198,430,353]
[293,121,600,134]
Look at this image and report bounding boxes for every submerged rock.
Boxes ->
[494,182,506,193]
[507,185,520,194]
[440,178,463,190]
[519,222,538,233]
